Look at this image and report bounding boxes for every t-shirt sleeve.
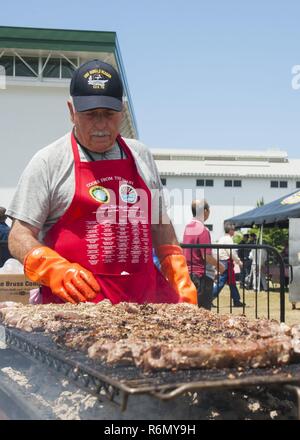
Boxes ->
[199,228,212,257]
[128,139,168,224]
[137,143,163,190]
[6,153,50,230]
[144,149,169,223]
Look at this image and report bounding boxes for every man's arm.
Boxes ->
[151,222,224,273]
[151,221,197,304]
[9,220,99,304]
[205,254,225,274]
[151,222,178,249]
[231,249,243,266]
[145,147,196,303]
[8,220,41,263]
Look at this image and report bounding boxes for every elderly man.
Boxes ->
[183,200,224,310]
[212,222,245,307]
[7,59,196,305]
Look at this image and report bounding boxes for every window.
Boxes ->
[43,57,60,78]
[42,57,77,79]
[161,178,167,186]
[271,181,279,188]
[224,180,232,187]
[15,57,38,77]
[0,55,40,77]
[197,179,214,187]
[0,56,13,75]
[61,59,76,78]
[280,181,288,188]
[296,181,300,188]
[0,53,79,80]
[233,180,242,187]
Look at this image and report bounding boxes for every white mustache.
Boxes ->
[91,131,110,137]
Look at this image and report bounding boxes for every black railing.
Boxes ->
[181,243,286,322]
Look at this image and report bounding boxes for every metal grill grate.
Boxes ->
[5,327,300,411]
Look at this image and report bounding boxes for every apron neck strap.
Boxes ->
[72,129,124,162]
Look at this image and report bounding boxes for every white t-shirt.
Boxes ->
[217,234,241,264]
[7,132,166,239]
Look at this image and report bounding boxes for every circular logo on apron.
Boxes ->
[119,184,138,204]
[281,191,300,205]
[89,185,110,203]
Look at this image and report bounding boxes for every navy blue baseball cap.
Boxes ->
[70,59,123,112]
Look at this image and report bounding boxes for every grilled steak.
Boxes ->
[0,301,299,371]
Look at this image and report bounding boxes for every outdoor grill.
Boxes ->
[3,326,300,418]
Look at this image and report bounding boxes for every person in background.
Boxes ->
[0,207,12,267]
[249,232,257,246]
[238,233,251,288]
[212,222,245,307]
[249,245,268,291]
[281,240,289,265]
[7,59,197,306]
[183,200,225,310]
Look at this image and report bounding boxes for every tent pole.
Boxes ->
[257,224,263,293]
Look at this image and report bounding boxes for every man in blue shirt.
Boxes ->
[0,207,11,266]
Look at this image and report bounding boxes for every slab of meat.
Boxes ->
[0,301,299,371]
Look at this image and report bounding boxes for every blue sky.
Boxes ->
[2,0,300,156]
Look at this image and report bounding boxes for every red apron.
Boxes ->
[41,133,179,305]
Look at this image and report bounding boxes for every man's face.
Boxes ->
[204,207,210,221]
[68,102,123,152]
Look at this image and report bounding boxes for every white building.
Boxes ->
[152,148,300,242]
[0,26,138,209]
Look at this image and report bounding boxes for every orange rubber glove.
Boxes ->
[24,246,100,304]
[156,244,197,304]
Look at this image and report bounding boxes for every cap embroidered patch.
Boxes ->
[84,69,111,90]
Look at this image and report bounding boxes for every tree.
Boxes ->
[248,226,288,254]
[256,197,265,207]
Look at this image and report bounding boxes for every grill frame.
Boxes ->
[5,327,300,411]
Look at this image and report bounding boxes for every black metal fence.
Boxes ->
[181,243,287,322]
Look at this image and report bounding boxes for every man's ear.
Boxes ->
[67,100,75,124]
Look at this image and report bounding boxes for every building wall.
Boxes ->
[162,176,298,242]
[1,83,72,208]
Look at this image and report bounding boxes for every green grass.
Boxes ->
[213,285,300,325]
